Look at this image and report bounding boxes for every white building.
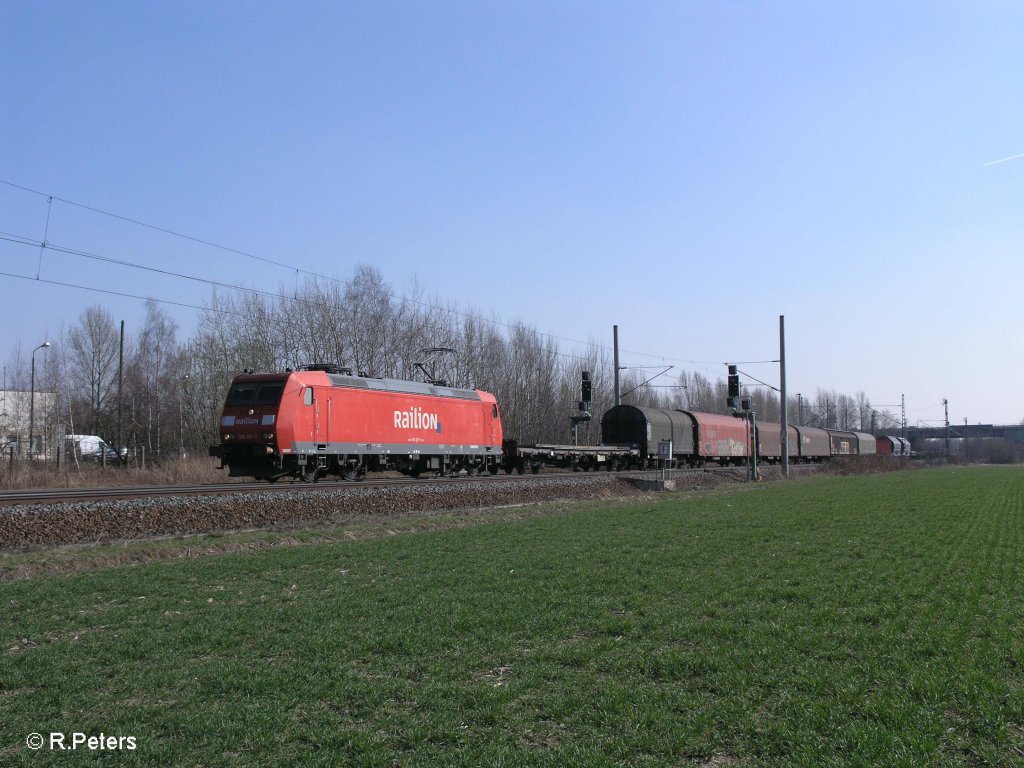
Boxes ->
[0,389,58,458]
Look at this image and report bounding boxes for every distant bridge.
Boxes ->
[904,424,1024,445]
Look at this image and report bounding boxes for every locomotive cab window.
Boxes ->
[254,383,284,405]
[227,382,285,407]
[492,404,498,418]
[303,387,314,406]
[226,383,257,406]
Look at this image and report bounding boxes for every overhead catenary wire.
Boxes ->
[0,182,919,427]
[0,177,740,370]
[2,179,882,408]
[1,178,297,271]
[0,234,623,367]
[735,367,780,393]
[1,232,366,314]
[1,234,606,364]
[619,366,673,398]
[1,217,878,417]
[0,180,608,350]
[35,195,52,279]
[0,180,890,427]
[0,270,242,316]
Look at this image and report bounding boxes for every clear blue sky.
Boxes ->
[2,1,1022,426]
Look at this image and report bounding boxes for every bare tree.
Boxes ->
[344,265,396,377]
[126,301,181,456]
[855,391,872,432]
[65,306,120,435]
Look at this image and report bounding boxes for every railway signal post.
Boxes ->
[571,371,592,446]
[658,439,672,481]
[742,397,758,482]
[728,368,758,482]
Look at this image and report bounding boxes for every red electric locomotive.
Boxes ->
[210,364,503,482]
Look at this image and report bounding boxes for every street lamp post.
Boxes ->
[29,341,51,458]
[179,374,190,461]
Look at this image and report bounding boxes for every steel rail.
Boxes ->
[0,466,764,507]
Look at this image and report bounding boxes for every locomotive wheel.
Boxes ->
[489,464,499,475]
[466,464,479,477]
[340,466,359,481]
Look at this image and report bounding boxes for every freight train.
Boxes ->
[209,366,907,481]
[599,404,890,468]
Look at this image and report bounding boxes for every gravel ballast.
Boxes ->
[0,475,647,551]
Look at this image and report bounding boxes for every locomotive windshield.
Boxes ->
[226,382,285,407]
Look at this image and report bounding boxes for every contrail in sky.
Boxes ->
[984,152,1024,166]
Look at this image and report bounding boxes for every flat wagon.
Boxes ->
[501,441,639,473]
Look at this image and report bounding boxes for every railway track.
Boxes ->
[0,469,627,506]
[0,466,760,507]
[0,466,816,553]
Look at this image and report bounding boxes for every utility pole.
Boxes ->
[797,393,803,426]
[117,320,124,465]
[901,394,906,441]
[963,417,969,461]
[613,325,620,407]
[943,398,950,463]
[779,315,789,477]
[29,341,51,457]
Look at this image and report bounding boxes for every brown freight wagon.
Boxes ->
[754,423,799,463]
[827,429,858,456]
[685,410,749,466]
[792,425,830,462]
[601,405,695,464]
[852,432,877,455]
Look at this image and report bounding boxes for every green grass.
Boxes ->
[2,466,1023,766]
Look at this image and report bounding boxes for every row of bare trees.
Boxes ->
[3,302,187,460]
[4,265,890,462]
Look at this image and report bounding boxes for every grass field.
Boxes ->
[2,466,1023,766]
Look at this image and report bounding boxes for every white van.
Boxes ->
[65,434,120,463]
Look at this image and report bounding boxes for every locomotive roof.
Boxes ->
[321,372,482,401]
[232,369,487,401]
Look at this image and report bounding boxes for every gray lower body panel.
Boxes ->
[288,441,500,457]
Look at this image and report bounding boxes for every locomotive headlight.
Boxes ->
[223,433,235,441]
[262,432,276,441]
